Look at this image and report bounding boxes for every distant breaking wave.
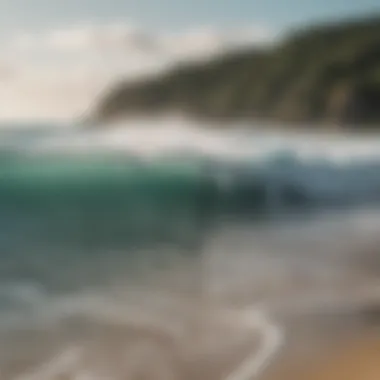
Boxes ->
[0,120,380,378]
[1,125,380,244]
[0,120,380,292]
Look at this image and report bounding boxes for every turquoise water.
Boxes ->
[0,124,380,378]
[0,153,212,292]
[1,139,380,252]
[0,144,379,293]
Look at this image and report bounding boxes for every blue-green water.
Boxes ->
[1,124,380,378]
[1,136,380,291]
[0,154,208,291]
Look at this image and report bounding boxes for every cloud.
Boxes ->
[8,21,275,58]
[0,22,275,121]
[45,24,160,53]
[9,23,162,56]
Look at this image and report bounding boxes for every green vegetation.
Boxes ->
[95,15,380,128]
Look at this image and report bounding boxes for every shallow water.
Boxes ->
[0,120,380,379]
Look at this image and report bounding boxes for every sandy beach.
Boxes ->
[263,327,380,380]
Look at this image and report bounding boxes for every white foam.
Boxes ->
[12,118,380,164]
[14,346,82,380]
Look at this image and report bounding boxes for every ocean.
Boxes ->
[1,117,380,379]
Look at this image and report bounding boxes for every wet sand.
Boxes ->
[263,326,380,380]
[2,213,380,379]
[0,293,379,380]
[0,305,262,380]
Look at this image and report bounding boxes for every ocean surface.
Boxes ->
[1,118,380,379]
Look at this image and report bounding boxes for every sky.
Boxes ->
[0,0,379,33]
[0,0,379,121]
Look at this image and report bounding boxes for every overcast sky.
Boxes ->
[0,0,378,121]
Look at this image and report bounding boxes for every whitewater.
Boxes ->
[0,117,380,379]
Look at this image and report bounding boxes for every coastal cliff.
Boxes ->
[94,15,380,128]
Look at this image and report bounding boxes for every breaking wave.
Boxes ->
[0,119,380,379]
